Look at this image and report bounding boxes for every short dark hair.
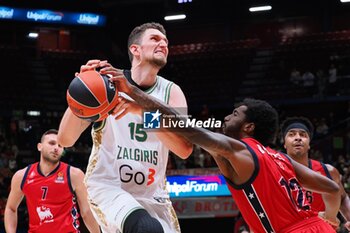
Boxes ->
[127,22,166,63]
[236,98,279,145]
[280,117,314,142]
[40,129,58,142]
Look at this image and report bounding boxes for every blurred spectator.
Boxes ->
[0,153,7,169]
[311,117,319,132]
[10,142,18,159]
[203,150,216,167]
[316,69,327,98]
[0,168,12,197]
[193,145,205,168]
[8,158,17,172]
[335,155,347,176]
[166,154,176,170]
[347,101,350,127]
[329,64,337,81]
[327,112,335,129]
[0,175,7,198]
[343,154,350,194]
[315,118,329,136]
[290,68,301,85]
[301,70,315,87]
[346,132,350,159]
[0,132,6,152]
[330,52,340,65]
[328,63,338,95]
[309,148,323,162]
[173,153,187,169]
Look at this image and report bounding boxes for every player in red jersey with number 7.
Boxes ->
[107,68,342,232]
[4,129,100,233]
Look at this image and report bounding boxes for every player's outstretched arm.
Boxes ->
[57,108,91,147]
[70,167,100,233]
[4,169,25,233]
[292,160,341,224]
[110,75,255,183]
[58,59,105,147]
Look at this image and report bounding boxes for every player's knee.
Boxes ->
[123,209,164,233]
[135,215,164,233]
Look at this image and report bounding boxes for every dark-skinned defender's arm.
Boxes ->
[110,73,255,184]
[111,74,341,194]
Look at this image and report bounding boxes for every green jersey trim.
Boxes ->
[93,119,106,132]
[145,76,159,94]
[164,82,174,104]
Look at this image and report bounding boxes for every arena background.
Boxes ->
[0,0,350,232]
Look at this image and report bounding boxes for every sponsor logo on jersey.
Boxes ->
[116,145,158,165]
[55,171,65,183]
[29,171,35,178]
[36,206,54,224]
[27,179,34,184]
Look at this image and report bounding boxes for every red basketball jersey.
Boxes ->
[21,162,80,233]
[306,159,332,212]
[226,138,318,233]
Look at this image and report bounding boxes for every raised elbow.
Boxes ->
[57,134,75,148]
[182,144,194,159]
[176,143,193,159]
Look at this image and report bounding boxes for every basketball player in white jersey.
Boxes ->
[58,22,193,233]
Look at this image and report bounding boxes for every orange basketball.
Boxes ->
[66,70,119,122]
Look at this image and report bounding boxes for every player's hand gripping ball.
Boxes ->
[66,70,119,122]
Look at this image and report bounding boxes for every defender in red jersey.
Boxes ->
[108,75,343,233]
[4,129,100,233]
[281,116,350,230]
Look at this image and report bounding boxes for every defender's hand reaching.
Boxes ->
[111,97,142,120]
[109,73,134,95]
[75,59,108,76]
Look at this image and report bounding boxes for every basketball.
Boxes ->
[66,70,119,122]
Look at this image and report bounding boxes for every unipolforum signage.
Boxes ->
[167,175,231,198]
[166,174,238,218]
[0,6,106,26]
